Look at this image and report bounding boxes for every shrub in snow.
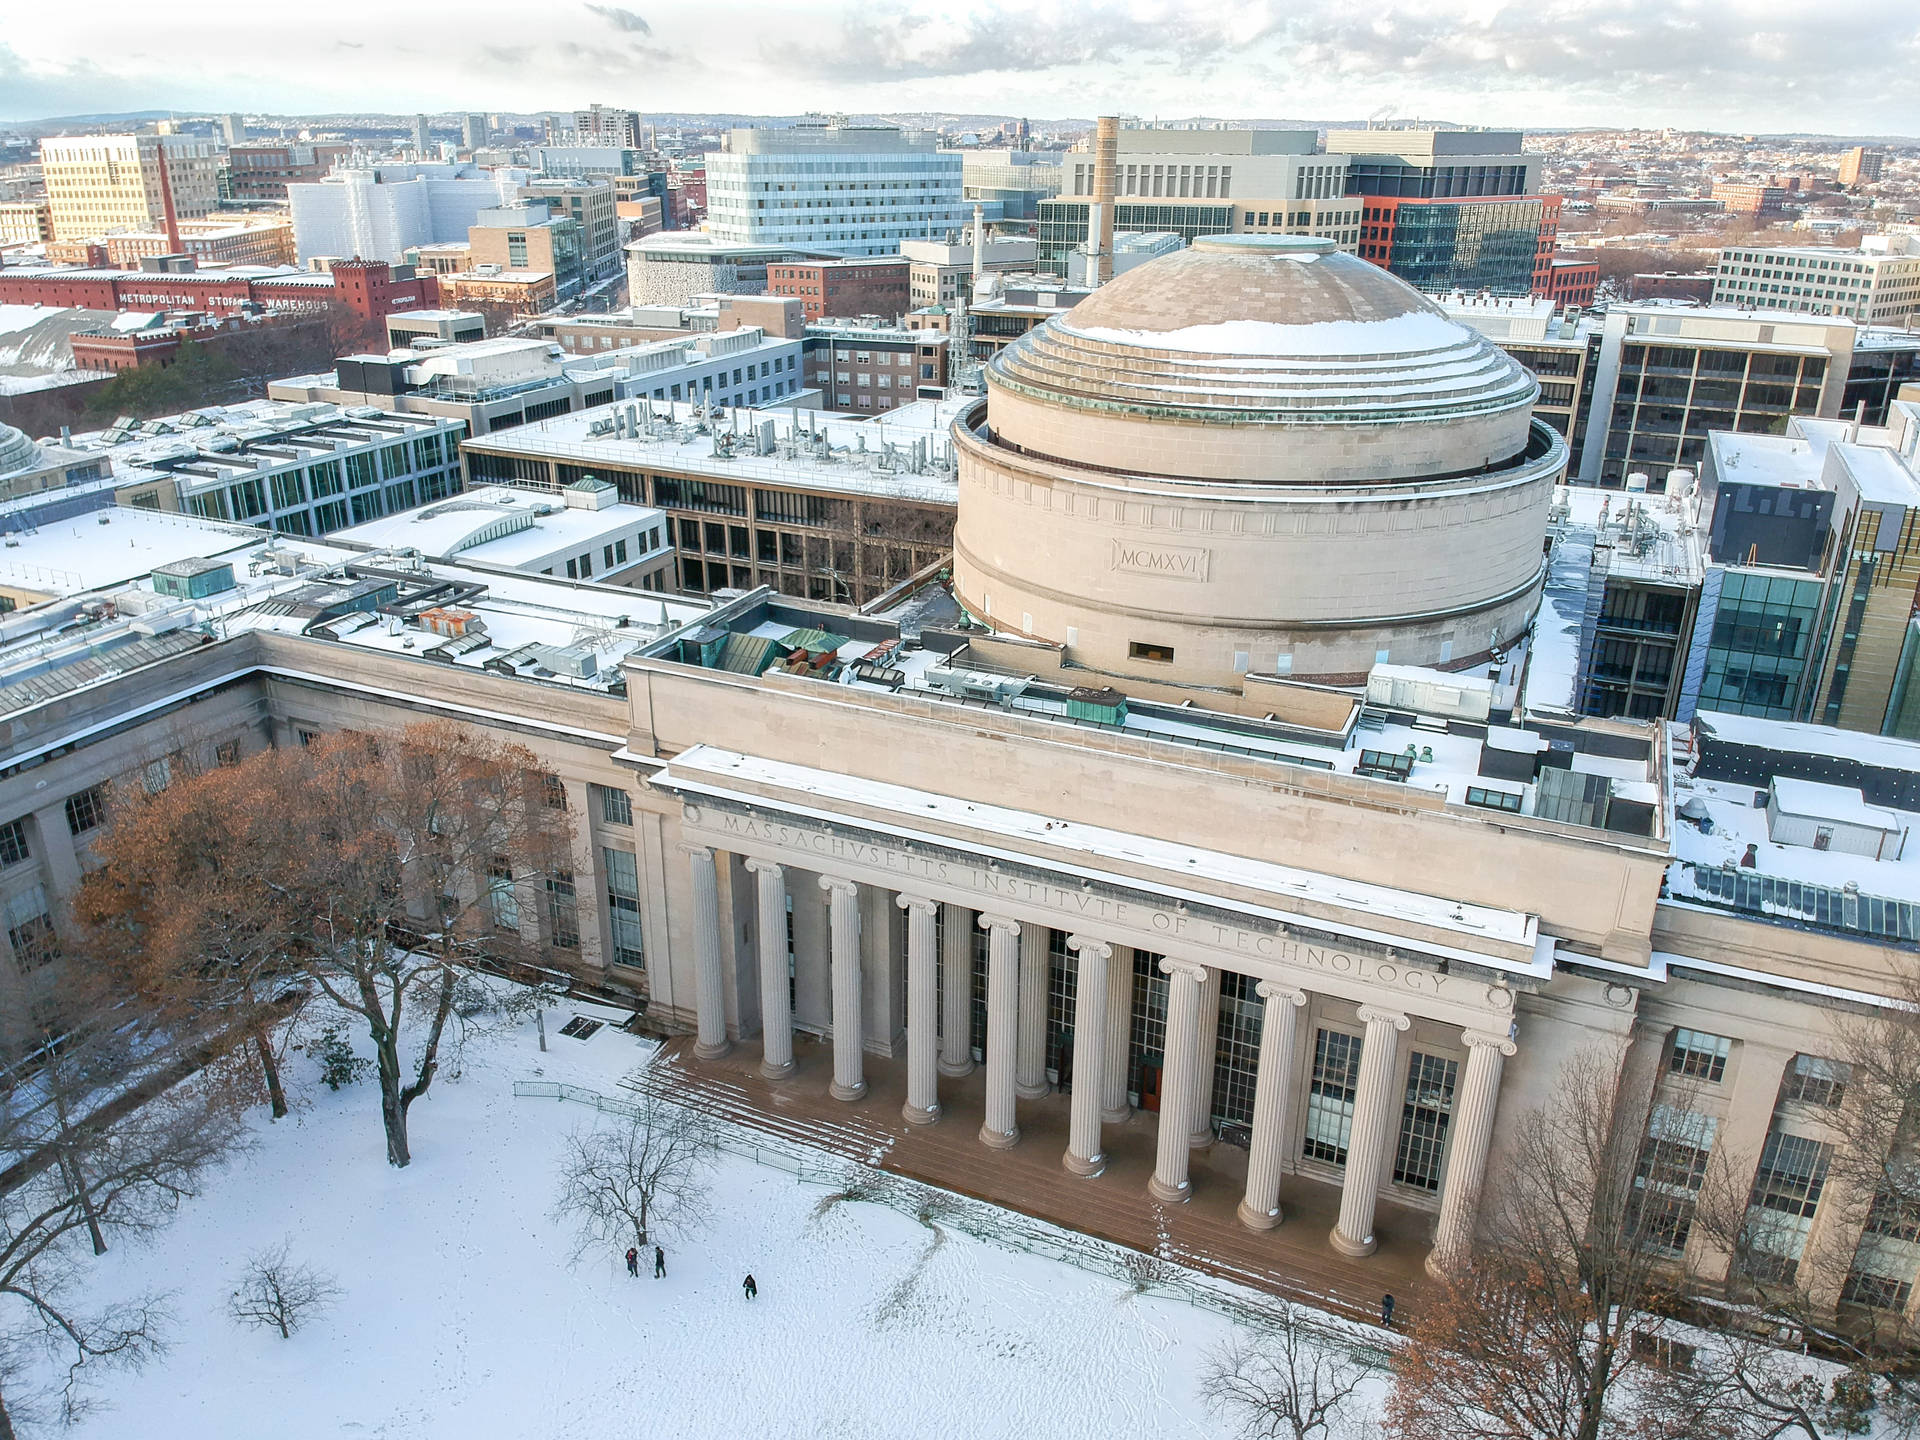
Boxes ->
[227,1240,342,1340]
[314,1025,370,1092]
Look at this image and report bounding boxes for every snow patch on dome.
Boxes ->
[1063,311,1470,359]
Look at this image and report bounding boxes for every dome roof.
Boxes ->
[0,424,41,479]
[989,235,1536,427]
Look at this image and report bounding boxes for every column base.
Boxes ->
[829,1079,868,1103]
[1329,1224,1377,1258]
[1062,1149,1105,1178]
[903,1101,941,1126]
[693,1038,731,1061]
[1187,1127,1215,1151]
[1424,1248,1457,1281]
[1148,1174,1192,1205]
[1236,1199,1282,1231]
[1015,1079,1050,1101]
[760,1057,797,1081]
[938,1056,976,1079]
[979,1123,1020,1151]
[1101,1103,1133,1125]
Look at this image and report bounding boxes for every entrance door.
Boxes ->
[1139,1060,1163,1112]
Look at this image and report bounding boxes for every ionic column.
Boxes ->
[898,894,941,1126]
[1426,1027,1517,1276]
[1330,1006,1411,1258]
[1102,945,1135,1124]
[1189,966,1222,1149]
[938,903,976,1078]
[680,843,729,1060]
[1238,983,1308,1231]
[821,876,865,1102]
[1063,935,1111,1177]
[1015,921,1051,1100]
[743,860,793,1080]
[978,914,1022,1150]
[1149,959,1209,1204]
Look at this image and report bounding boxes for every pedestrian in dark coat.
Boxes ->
[1381,1293,1396,1328]
[654,1246,666,1279]
[743,1274,757,1300]
[625,1247,639,1278]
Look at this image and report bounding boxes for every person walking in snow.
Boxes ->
[625,1247,639,1278]
[654,1245,666,1279]
[742,1274,757,1300]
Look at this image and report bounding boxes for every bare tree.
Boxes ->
[1201,1304,1378,1440]
[226,1240,341,1340]
[1387,1046,1738,1440]
[0,993,245,1438]
[552,1100,717,1260]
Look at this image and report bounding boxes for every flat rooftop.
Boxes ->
[645,585,1665,845]
[466,396,966,506]
[0,518,713,721]
[332,487,668,567]
[0,507,267,598]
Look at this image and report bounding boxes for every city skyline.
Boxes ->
[3,0,1917,137]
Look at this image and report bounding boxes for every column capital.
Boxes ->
[676,841,715,863]
[978,912,1023,935]
[744,857,785,878]
[1065,934,1112,961]
[819,874,860,900]
[1463,1026,1518,1056]
[1256,981,1308,1006]
[1159,956,1209,984]
[896,893,940,917]
[1356,1004,1410,1032]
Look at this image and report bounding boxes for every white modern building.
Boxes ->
[1712,235,1920,326]
[288,164,526,264]
[333,480,675,590]
[703,120,968,257]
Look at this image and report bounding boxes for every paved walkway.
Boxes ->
[644,1033,1432,1327]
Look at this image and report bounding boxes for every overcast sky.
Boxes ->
[3,0,1915,135]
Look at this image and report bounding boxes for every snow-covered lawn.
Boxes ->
[35,1003,1336,1439]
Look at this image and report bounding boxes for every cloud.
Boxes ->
[769,0,1920,128]
[585,3,651,34]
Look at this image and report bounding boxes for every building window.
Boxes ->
[1741,1130,1833,1283]
[1303,1028,1363,1165]
[1631,1105,1719,1254]
[216,741,241,768]
[1128,641,1175,664]
[64,785,108,836]
[604,847,644,967]
[1669,1029,1733,1083]
[5,884,59,970]
[545,870,579,949]
[142,757,173,794]
[0,819,28,868]
[1783,1054,1849,1109]
[488,857,519,931]
[592,784,632,826]
[1393,1052,1459,1191]
[542,774,568,810]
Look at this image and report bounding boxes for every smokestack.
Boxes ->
[1092,116,1119,285]
[153,139,183,256]
[971,204,985,291]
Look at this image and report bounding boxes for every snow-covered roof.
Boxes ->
[1697,711,1920,775]
[469,396,966,506]
[1770,777,1906,834]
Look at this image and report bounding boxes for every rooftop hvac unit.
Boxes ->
[925,664,1030,704]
